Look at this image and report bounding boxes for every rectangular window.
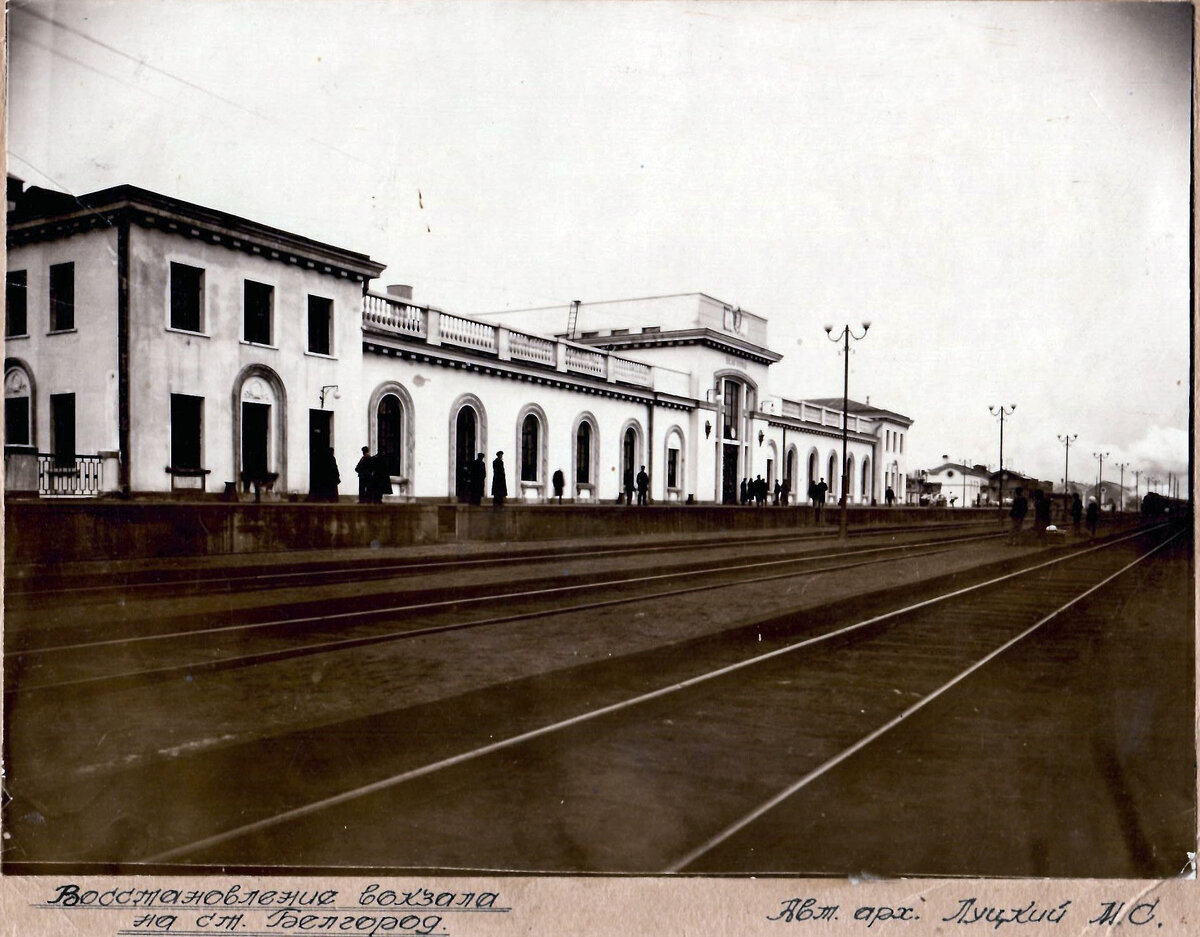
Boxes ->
[49,262,74,331]
[667,448,679,488]
[50,393,75,466]
[5,396,30,446]
[243,280,273,345]
[899,433,904,454]
[170,263,205,332]
[6,270,27,337]
[170,394,204,470]
[307,295,332,355]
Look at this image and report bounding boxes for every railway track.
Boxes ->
[2,521,1184,875]
[5,519,1001,600]
[6,527,1005,695]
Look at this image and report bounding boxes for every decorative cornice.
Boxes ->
[8,188,385,283]
[362,340,692,411]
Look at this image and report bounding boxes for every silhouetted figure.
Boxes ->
[885,486,895,507]
[781,476,791,506]
[552,468,565,503]
[636,465,649,505]
[309,446,341,502]
[1033,489,1051,544]
[492,451,507,508]
[755,475,766,505]
[355,447,373,503]
[815,478,828,521]
[740,477,749,505]
[808,480,817,509]
[773,480,781,505]
[1085,498,1099,537]
[623,466,635,506]
[468,453,486,506]
[1007,486,1028,545]
[1070,493,1083,535]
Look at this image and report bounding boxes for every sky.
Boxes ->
[7,0,1193,489]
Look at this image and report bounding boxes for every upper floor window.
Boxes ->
[170,263,205,332]
[6,270,27,337]
[307,295,333,355]
[244,280,273,345]
[722,379,741,439]
[49,262,74,332]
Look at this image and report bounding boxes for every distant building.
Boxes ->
[919,460,991,506]
[5,179,913,503]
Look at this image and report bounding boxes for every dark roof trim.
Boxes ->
[571,328,782,365]
[8,185,386,282]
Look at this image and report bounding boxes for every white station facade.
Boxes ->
[5,179,911,504]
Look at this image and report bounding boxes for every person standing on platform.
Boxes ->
[815,477,828,520]
[740,477,749,505]
[636,465,649,505]
[492,451,507,508]
[1007,486,1028,544]
[468,452,486,506]
[781,476,791,506]
[885,486,895,507]
[372,455,391,503]
[552,468,565,503]
[1033,489,1051,544]
[808,479,817,510]
[355,447,373,503]
[1085,497,1099,537]
[623,465,635,506]
[1070,492,1083,535]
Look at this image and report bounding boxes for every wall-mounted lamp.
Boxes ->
[319,385,340,408]
[757,430,765,446]
[704,420,712,439]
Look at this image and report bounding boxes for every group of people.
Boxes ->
[739,476,790,506]
[455,451,509,506]
[355,447,394,503]
[1007,487,1100,545]
[621,465,651,505]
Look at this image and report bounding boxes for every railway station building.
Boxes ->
[5,178,912,504]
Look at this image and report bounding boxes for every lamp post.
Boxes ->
[1057,433,1077,494]
[989,405,1016,520]
[1133,469,1141,506]
[825,320,871,539]
[1093,451,1109,511]
[1114,462,1128,512]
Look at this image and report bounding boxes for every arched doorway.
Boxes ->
[377,395,402,477]
[233,365,286,493]
[807,449,819,497]
[861,455,871,502]
[454,405,478,502]
[623,426,637,489]
[827,451,839,499]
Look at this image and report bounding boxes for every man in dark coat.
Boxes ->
[552,468,565,503]
[1007,486,1028,544]
[740,477,749,504]
[355,447,373,503]
[492,451,507,508]
[1085,497,1099,537]
[1070,492,1083,535]
[815,478,828,520]
[468,452,486,506]
[623,466,635,506]
[310,446,340,502]
[885,486,895,506]
[636,465,649,505]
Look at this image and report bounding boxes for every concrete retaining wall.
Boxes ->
[5,501,995,565]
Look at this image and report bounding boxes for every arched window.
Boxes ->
[861,455,871,500]
[827,451,839,494]
[576,421,592,484]
[4,362,34,447]
[455,405,478,501]
[807,449,819,494]
[521,413,540,482]
[377,394,402,477]
[664,426,685,498]
[623,426,637,479]
[846,454,856,503]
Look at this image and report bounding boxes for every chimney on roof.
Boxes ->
[865,395,870,405]
[386,284,413,301]
[942,454,949,460]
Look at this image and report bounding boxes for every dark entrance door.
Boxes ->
[309,409,332,492]
[722,444,739,504]
[377,395,402,477]
[623,428,636,481]
[241,402,269,490]
[455,406,476,501]
[50,393,76,467]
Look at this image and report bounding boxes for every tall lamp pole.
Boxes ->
[1114,462,1128,512]
[989,405,1016,520]
[825,320,871,540]
[1057,433,1077,494]
[1093,451,1109,511]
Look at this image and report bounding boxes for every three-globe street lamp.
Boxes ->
[1057,433,1077,494]
[825,320,871,540]
[989,405,1016,519]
